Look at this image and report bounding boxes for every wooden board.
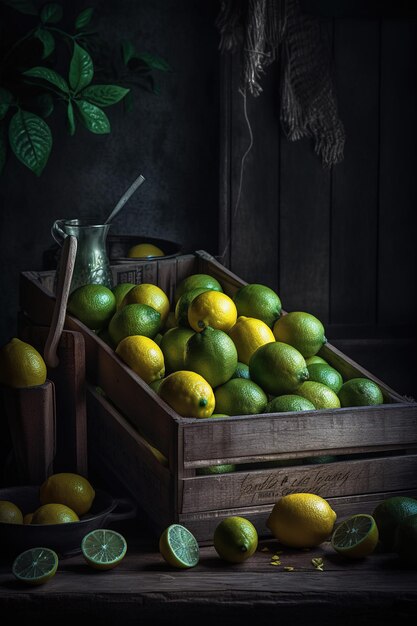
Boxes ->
[19,323,88,476]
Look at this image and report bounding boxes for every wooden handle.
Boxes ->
[44,235,77,368]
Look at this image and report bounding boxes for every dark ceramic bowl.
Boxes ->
[107,234,182,263]
[0,486,137,558]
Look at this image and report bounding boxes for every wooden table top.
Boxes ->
[1,516,417,626]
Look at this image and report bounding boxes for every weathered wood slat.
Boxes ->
[86,385,173,531]
[181,454,417,513]
[378,19,417,326]
[331,19,380,325]
[182,404,417,465]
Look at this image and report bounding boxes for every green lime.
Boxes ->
[81,529,127,570]
[214,378,268,416]
[174,274,223,305]
[305,356,328,366]
[112,282,135,310]
[12,547,58,585]
[175,288,211,327]
[67,284,116,330]
[395,513,417,565]
[373,496,417,551]
[184,326,238,388]
[307,363,343,393]
[197,464,236,475]
[249,341,308,396]
[231,362,251,380]
[108,303,161,346]
[273,311,326,358]
[233,284,282,328]
[297,381,341,409]
[264,394,315,413]
[160,327,195,374]
[338,378,384,407]
[331,514,379,559]
[214,516,258,563]
[159,524,199,568]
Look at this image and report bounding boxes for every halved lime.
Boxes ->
[331,514,379,559]
[12,547,58,585]
[81,529,127,570]
[159,524,199,568]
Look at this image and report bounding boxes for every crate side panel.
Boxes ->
[181,454,417,513]
[182,405,417,464]
[87,386,174,528]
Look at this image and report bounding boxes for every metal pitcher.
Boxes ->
[52,219,112,293]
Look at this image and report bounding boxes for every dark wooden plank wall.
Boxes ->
[219,17,417,340]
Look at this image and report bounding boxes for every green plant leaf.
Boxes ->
[75,100,110,134]
[121,40,136,66]
[23,67,69,93]
[81,84,129,108]
[123,91,134,113]
[40,3,62,24]
[137,52,171,72]
[1,0,38,15]
[69,43,94,93]
[35,28,55,59]
[8,109,52,176]
[75,7,94,30]
[0,127,6,174]
[67,100,75,136]
[0,88,13,120]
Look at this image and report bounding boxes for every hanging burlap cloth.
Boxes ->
[216,0,345,166]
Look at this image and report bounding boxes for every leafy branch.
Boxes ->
[0,0,170,176]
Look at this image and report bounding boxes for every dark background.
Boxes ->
[0,0,416,396]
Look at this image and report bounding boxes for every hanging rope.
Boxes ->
[216,0,345,167]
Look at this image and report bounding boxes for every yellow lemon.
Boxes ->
[0,500,23,524]
[23,513,34,525]
[228,316,275,365]
[175,287,212,327]
[158,370,215,418]
[188,291,237,333]
[127,243,164,258]
[116,335,165,384]
[214,516,258,563]
[40,472,95,516]
[297,381,341,409]
[273,311,326,358]
[32,503,79,524]
[267,493,337,548]
[67,284,116,330]
[0,338,47,388]
[121,283,170,325]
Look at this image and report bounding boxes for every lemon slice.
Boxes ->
[12,547,58,585]
[159,524,199,568]
[81,529,127,570]
[331,514,379,559]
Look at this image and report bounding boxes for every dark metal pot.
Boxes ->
[0,485,137,558]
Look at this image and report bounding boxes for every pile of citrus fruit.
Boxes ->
[65,272,384,420]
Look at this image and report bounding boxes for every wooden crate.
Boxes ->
[20,250,417,542]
